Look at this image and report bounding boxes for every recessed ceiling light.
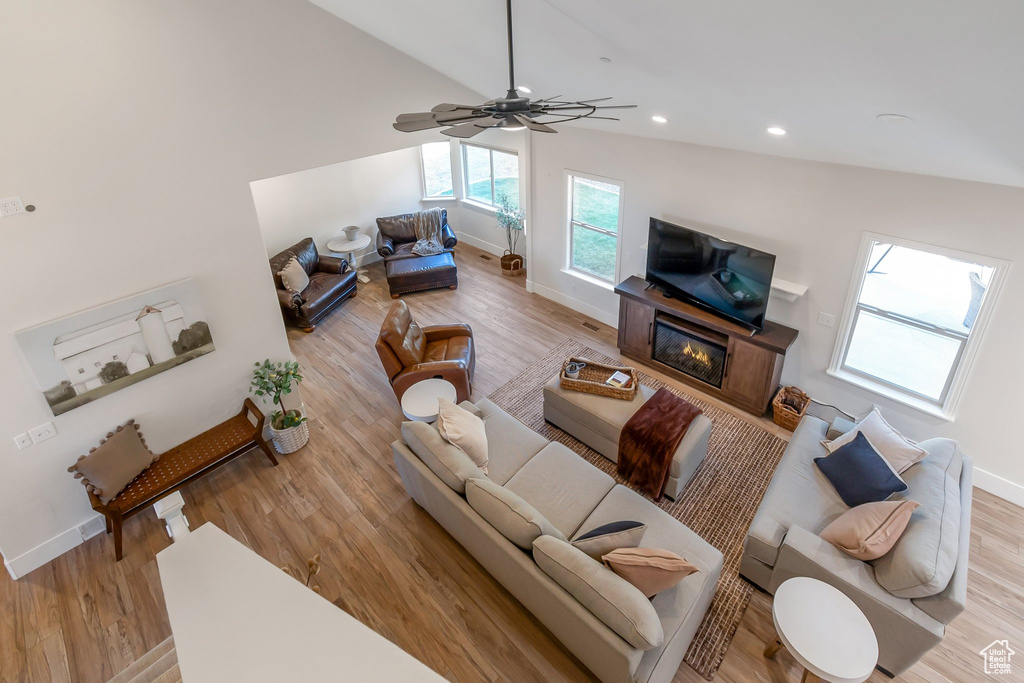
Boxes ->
[766,127,788,136]
[651,115,668,124]
[517,85,532,94]
[599,56,612,63]
[876,113,913,124]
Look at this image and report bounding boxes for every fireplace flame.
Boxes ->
[682,341,711,366]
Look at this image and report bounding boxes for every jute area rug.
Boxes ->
[488,339,788,680]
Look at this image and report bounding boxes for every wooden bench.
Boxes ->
[90,399,278,560]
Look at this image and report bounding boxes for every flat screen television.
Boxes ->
[645,218,776,330]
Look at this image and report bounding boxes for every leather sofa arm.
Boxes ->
[376,231,395,257]
[276,288,302,311]
[423,323,473,342]
[318,254,349,274]
[441,222,457,249]
[406,359,468,374]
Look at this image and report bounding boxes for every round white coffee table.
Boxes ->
[327,234,372,283]
[400,378,457,422]
[763,577,878,683]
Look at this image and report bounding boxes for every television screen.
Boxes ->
[645,218,776,330]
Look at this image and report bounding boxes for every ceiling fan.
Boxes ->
[393,0,635,138]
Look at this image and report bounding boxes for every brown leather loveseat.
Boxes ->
[376,209,459,298]
[269,237,357,331]
[375,299,475,403]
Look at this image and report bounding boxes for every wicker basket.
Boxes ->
[559,357,639,401]
[772,386,810,431]
[270,420,310,454]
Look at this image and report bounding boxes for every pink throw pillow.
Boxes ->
[820,500,920,561]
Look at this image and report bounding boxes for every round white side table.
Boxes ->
[763,577,878,683]
[327,234,372,284]
[400,378,457,422]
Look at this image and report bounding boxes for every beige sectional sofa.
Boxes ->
[740,415,972,676]
[392,398,723,683]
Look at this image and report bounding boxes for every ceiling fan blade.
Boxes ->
[432,103,486,112]
[396,112,437,122]
[543,104,637,111]
[441,120,493,138]
[514,114,556,133]
[576,97,614,104]
[393,118,444,132]
[434,111,485,124]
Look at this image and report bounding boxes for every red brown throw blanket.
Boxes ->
[617,388,702,501]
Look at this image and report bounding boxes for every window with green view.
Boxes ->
[420,142,453,198]
[568,174,622,282]
[461,143,519,209]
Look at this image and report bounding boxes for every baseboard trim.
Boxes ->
[974,467,1024,508]
[4,514,105,580]
[530,282,618,328]
[456,231,505,257]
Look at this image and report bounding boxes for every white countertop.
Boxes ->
[157,523,444,682]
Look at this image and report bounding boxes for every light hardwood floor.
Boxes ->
[2,243,1022,683]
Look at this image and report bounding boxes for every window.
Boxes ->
[461,143,519,209]
[567,173,623,282]
[420,142,454,198]
[829,233,1007,418]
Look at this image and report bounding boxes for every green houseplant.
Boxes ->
[496,193,525,277]
[250,359,309,454]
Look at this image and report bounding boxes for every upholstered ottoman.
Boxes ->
[542,373,712,500]
[385,252,458,298]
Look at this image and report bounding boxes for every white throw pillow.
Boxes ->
[278,256,310,293]
[824,408,927,474]
[437,397,488,474]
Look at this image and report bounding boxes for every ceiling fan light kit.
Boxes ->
[393,0,635,138]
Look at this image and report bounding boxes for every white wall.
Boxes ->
[529,126,1024,500]
[252,147,424,263]
[0,0,480,577]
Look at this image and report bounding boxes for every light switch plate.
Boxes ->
[29,421,57,444]
[817,312,836,328]
[14,433,32,450]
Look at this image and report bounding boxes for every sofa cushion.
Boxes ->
[474,398,549,485]
[824,408,927,474]
[873,438,963,598]
[744,416,847,567]
[532,535,664,651]
[820,500,920,561]
[505,442,615,538]
[466,477,566,549]
[380,300,425,368]
[437,398,488,474]
[815,432,908,507]
[401,421,486,494]
[602,547,700,598]
[573,520,647,560]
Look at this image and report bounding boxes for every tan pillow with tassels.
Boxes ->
[67,420,159,505]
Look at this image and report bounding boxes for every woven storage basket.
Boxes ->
[559,357,639,401]
[270,420,310,454]
[772,386,809,431]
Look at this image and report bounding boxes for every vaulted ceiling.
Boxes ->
[311,0,1024,187]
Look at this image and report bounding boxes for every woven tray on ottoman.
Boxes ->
[559,357,638,401]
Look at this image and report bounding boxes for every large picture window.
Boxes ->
[829,233,1007,418]
[567,173,623,283]
[461,143,519,209]
[420,142,454,198]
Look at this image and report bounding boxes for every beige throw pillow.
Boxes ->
[436,398,488,474]
[820,499,920,561]
[824,408,927,474]
[466,478,566,549]
[278,256,310,294]
[602,547,699,598]
[401,421,485,494]
[67,420,159,505]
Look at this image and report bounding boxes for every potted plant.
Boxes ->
[496,193,525,277]
[250,359,309,454]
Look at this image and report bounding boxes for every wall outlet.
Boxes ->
[14,433,32,450]
[0,196,25,217]
[817,312,836,328]
[570,283,576,293]
[29,421,57,444]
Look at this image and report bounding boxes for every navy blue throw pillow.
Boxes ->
[814,432,907,507]
[575,520,645,541]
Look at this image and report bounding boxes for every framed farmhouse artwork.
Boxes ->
[16,279,215,416]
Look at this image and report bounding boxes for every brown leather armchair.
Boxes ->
[376,209,459,298]
[269,237,357,331]
[375,299,475,404]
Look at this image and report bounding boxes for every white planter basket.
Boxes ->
[270,420,310,454]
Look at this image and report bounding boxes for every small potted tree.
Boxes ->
[250,359,309,454]
[496,194,525,277]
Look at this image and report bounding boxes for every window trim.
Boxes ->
[565,171,625,285]
[828,231,1009,421]
[419,141,456,201]
[460,142,519,209]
